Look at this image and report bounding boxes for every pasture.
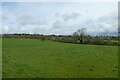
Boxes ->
[2,38,118,78]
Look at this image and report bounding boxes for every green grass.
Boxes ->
[0,38,2,79]
[2,38,118,78]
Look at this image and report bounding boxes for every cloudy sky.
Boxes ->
[1,2,118,35]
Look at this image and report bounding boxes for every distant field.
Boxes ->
[2,38,118,78]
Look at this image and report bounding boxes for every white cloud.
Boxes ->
[51,9,118,35]
[17,25,50,34]
[2,2,117,35]
[3,26,10,33]
[83,11,118,35]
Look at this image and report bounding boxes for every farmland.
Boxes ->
[2,38,118,78]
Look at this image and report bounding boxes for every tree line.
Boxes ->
[1,28,119,46]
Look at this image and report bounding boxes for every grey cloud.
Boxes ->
[17,14,47,25]
[2,15,9,22]
[16,14,32,25]
[99,13,117,25]
[84,12,118,36]
[19,20,47,25]
[55,12,60,17]
[53,20,67,29]
[62,12,81,21]
[52,12,81,29]
[98,13,118,35]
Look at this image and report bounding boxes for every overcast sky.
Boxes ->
[1,2,118,35]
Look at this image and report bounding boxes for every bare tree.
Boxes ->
[73,32,79,43]
[73,28,86,44]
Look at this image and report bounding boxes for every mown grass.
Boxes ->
[2,38,118,78]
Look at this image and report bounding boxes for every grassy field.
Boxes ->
[0,38,2,79]
[2,38,118,78]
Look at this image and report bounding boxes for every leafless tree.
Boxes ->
[73,28,86,44]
